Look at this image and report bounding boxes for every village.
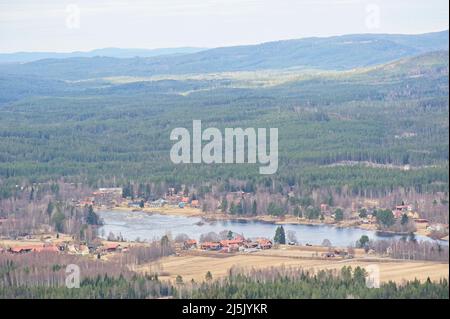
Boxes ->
[0,185,448,287]
[1,182,445,296]
[1,185,448,259]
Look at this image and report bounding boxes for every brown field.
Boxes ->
[0,233,74,248]
[137,246,449,284]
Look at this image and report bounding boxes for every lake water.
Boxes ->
[98,210,444,247]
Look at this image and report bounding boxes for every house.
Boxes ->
[407,211,420,219]
[67,244,90,255]
[220,244,239,253]
[9,246,35,254]
[320,204,329,213]
[219,239,244,247]
[103,243,121,252]
[394,205,411,218]
[8,244,59,254]
[244,241,259,249]
[190,199,200,208]
[257,239,272,249]
[183,239,197,249]
[149,198,166,208]
[200,242,222,251]
[128,201,143,208]
[93,188,123,206]
[427,224,447,233]
[34,245,60,253]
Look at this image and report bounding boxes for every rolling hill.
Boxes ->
[0,30,447,80]
[0,47,207,64]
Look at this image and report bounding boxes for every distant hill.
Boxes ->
[0,47,207,64]
[366,50,449,77]
[1,49,447,106]
[0,30,447,80]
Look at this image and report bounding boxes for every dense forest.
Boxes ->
[1,255,447,299]
[183,266,449,299]
[0,51,448,197]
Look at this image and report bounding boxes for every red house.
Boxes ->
[257,239,273,249]
[219,239,244,247]
[183,239,197,249]
[103,243,121,252]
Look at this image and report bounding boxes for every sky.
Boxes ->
[0,0,448,53]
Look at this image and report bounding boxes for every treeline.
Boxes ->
[369,238,449,262]
[2,256,448,299]
[0,181,100,240]
[179,266,448,299]
[0,271,172,299]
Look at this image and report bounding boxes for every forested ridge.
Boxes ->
[0,30,447,80]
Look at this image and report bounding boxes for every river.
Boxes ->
[97,210,446,247]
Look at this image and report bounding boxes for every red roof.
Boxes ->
[35,245,59,253]
[256,239,272,246]
[185,239,197,245]
[104,243,120,250]
[9,244,59,253]
[220,239,244,247]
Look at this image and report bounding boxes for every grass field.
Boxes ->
[137,246,449,284]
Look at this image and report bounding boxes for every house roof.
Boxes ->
[104,243,120,250]
[201,242,221,247]
[256,239,272,245]
[35,245,59,253]
[220,239,244,246]
[9,244,59,253]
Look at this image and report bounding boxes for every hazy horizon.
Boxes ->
[1,0,448,53]
[1,29,449,55]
